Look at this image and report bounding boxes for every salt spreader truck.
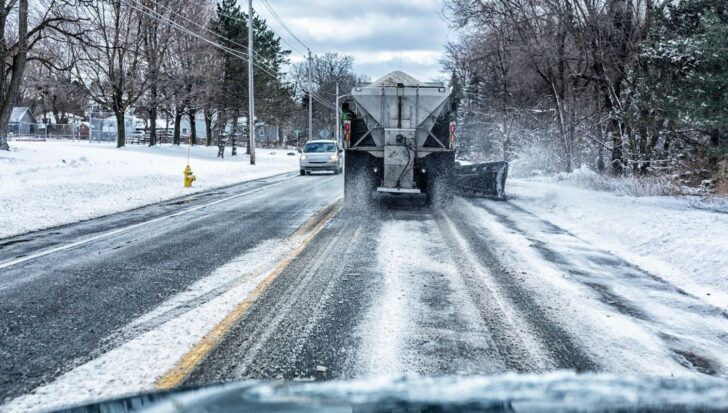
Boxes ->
[340,71,508,206]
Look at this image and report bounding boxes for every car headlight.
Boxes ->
[330,154,338,161]
[300,154,306,160]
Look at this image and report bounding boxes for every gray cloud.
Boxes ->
[255,0,451,81]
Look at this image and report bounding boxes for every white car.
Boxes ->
[299,140,343,175]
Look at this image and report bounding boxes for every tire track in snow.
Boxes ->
[358,207,533,376]
[184,210,377,384]
[435,213,574,372]
[461,197,728,377]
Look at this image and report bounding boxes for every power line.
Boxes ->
[177,0,321,105]
[258,0,310,51]
[129,0,333,111]
[141,0,290,78]
[312,91,335,110]
[141,0,248,53]
[123,0,283,81]
[217,0,308,56]
[112,0,335,118]
[184,0,308,57]
[134,0,327,155]
[120,0,248,59]
[154,0,330,112]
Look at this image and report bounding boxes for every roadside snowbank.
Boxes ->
[507,178,728,309]
[0,141,299,238]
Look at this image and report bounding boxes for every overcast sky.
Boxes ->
[254,0,452,83]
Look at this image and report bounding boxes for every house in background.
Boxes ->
[89,114,135,142]
[8,107,37,135]
[179,112,207,140]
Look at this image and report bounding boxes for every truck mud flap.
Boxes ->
[453,161,508,199]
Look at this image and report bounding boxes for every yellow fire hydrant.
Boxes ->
[183,164,196,188]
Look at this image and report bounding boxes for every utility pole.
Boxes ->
[247,0,256,165]
[307,49,313,141]
[335,83,340,145]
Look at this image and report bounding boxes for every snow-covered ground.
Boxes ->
[0,141,299,238]
[461,198,728,376]
[506,178,728,310]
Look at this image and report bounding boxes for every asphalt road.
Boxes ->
[186,196,727,384]
[3,173,726,406]
[0,172,342,401]
[184,201,599,385]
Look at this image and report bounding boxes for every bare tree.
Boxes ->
[290,53,360,139]
[1,0,83,150]
[0,0,29,151]
[200,47,223,146]
[71,1,147,148]
[139,0,177,146]
[165,0,216,146]
[444,0,660,174]
[23,62,87,123]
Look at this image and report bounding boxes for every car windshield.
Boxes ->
[303,142,335,153]
[2,0,727,412]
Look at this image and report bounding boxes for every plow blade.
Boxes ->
[453,161,509,199]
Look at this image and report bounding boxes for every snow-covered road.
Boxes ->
[183,196,726,388]
[2,176,726,413]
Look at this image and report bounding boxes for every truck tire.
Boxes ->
[424,152,455,208]
[344,150,377,209]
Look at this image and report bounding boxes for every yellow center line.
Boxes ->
[155,198,342,390]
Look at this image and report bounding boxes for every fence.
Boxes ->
[8,122,80,141]
[7,114,292,147]
[88,112,137,143]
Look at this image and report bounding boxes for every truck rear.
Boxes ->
[341,71,507,207]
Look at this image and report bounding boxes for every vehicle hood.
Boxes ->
[50,372,728,413]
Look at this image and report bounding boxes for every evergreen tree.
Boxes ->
[211,0,293,145]
[640,0,728,143]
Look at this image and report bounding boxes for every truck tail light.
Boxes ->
[344,120,351,145]
[449,121,456,148]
